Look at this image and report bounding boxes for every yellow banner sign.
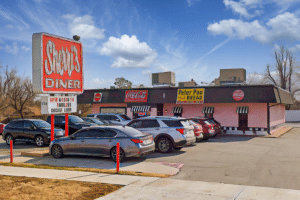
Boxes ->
[176,88,205,104]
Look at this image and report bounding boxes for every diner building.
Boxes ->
[77,84,293,135]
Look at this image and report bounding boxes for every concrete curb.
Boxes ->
[20,150,49,157]
[265,126,293,138]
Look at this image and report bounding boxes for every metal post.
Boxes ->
[10,140,13,163]
[116,142,120,173]
[65,113,69,136]
[51,114,54,141]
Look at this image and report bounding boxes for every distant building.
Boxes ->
[178,79,197,87]
[212,68,246,86]
[152,72,175,86]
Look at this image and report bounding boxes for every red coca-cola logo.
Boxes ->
[233,90,244,101]
[125,90,148,102]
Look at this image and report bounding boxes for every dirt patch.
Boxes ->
[0,175,122,200]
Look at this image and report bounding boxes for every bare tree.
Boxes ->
[114,77,132,89]
[265,46,294,92]
[3,67,35,118]
[77,104,92,117]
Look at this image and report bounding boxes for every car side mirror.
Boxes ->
[70,135,76,140]
[30,125,36,130]
[115,118,121,122]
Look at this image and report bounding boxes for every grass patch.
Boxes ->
[0,175,122,200]
[0,162,170,178]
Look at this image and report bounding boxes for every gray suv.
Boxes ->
[87,113,131,125]
[127,117,196,153]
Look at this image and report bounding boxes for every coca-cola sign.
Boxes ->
[32,32,83,94]
[233,90,244,101]
[125,90,148,102]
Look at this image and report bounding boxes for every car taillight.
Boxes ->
[131,139,143,143]
[176,128,185,134]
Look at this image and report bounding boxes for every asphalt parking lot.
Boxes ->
[1,124,300,190]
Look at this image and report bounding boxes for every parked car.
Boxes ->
[81,117,111,126]
[191,117,218,140]
[86,113,131,125]
[208,118,222,134]
[49,126,155,162]
[46,115,97,135]
[2,119,65,147]
[188,119,204,142]
[0,123,5,135]
[126,117,196,153]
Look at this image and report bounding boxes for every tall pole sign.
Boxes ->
[32,32,83,94]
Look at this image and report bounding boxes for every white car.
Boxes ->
[127,117,196,153]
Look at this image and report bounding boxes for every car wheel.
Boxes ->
[110,147,125,163]
[157,137,173,153]
[174,147,182,151]
[5,134,13,145]
[35,135,44,147]
[51,144,63,159]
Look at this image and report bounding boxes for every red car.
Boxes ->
[191,117,218,140]
[0,123,5,135]
[188,120,203,142]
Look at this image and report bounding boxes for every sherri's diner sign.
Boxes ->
[32,33,83,94]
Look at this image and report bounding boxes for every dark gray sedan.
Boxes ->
[49,126,155,162]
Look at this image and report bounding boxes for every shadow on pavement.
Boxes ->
[205,134,258,143]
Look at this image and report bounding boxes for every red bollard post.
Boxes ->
[10,140,13,163]
[65,113,69,137]
[116,142,120,173]
[51,114,54,142]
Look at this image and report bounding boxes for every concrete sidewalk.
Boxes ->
[0,165,299,200]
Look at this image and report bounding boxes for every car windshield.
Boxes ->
[32,120,51,128]
[119,115,131,120]
[69,115,84,123]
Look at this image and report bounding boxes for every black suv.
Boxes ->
[2,119,65,147]
[46,115,97,135]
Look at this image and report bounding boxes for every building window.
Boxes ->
[172,107,183,117]
[202,107,214,118]
[100,107,126,114]
[131,106,151,119]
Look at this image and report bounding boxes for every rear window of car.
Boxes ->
[118,126,145,137]
[162,120,184,127]
[119,115,131,120]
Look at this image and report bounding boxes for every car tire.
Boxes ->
[51,144,63,159]
[110,147,125,163]
[157,137,173,153]
[5,134,14,145]
[35,135,44,147]
[174,147,182,151]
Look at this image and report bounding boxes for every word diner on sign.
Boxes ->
[32,32,83,94]
[125,90,148,102]
[41,96,77,114]
[176,88,205,104]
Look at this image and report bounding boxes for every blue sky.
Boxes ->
[1,0,300,89]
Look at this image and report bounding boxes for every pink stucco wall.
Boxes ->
[92,103,127,114]
[163,103,268,128]
[270,103,285,127]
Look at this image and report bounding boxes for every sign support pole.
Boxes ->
[51,114,54,141]
[65,113,69,136]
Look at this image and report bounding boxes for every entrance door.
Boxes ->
[238,114,248,130]
[157,103,163,116]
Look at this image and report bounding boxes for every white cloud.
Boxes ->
[187,0,202,7]
[0,39,4,44]
[208,12,300,43]
[21,46,30,52]
[4,42,19,54]
[223,0,262,18]
[63,15,105,40]
[142,70,152,75]
[5,24,14,29]
[90,78,114,89]
[99,35,157,68]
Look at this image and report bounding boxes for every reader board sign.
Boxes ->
[41,96,77,114]
[125,90,148,102]
[176,88,205,104]
[32,32,83,94]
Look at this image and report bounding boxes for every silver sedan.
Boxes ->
[49,126,155,162]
